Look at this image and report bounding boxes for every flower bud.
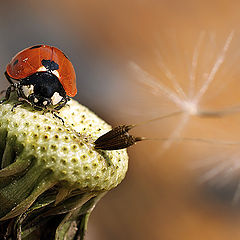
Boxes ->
[0,94,128,239]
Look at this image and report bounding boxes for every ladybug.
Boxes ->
[0,45,77,112]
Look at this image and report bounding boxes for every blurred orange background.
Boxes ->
[1,1,240,239]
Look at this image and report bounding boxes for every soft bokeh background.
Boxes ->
[2,1,240,239]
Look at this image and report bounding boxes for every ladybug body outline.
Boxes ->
[0,45,77,114]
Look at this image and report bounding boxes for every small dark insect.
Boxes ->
[94,125,144,150]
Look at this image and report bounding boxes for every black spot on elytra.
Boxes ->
[41,59,59,71]
[30,45,42,49]
[13,59,18,66]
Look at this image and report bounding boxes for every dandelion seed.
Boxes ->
[129,61,184,109]
[155,51,187,100]
[193,31,234,104]
[161,113,190,150]
[129,30,240,204]
[188,31,205,98]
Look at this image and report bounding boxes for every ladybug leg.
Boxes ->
[4,71,14,84]
[32,104,44,112]
[52,112,65,125]
[13,97,32,111]
[16,96,43,111]
[0,84,15,104]
[9,84,28,111]
[27,94,48,111]
[41,105,53,116]
[54,97,70,111]
[30,104,44,112]
[17,97,32,105]
[32,105,44,112]
[0,89,7,96]
[49,107,64,124]
[41,108,48,115]
[50,108,60,114]
[11,102,24,112]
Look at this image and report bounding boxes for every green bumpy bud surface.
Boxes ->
[0,95,128,239]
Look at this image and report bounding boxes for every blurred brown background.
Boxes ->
[2,0,240,239]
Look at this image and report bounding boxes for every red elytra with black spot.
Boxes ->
[6,45,77,97]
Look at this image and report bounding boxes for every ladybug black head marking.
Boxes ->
[41,59,59,71]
